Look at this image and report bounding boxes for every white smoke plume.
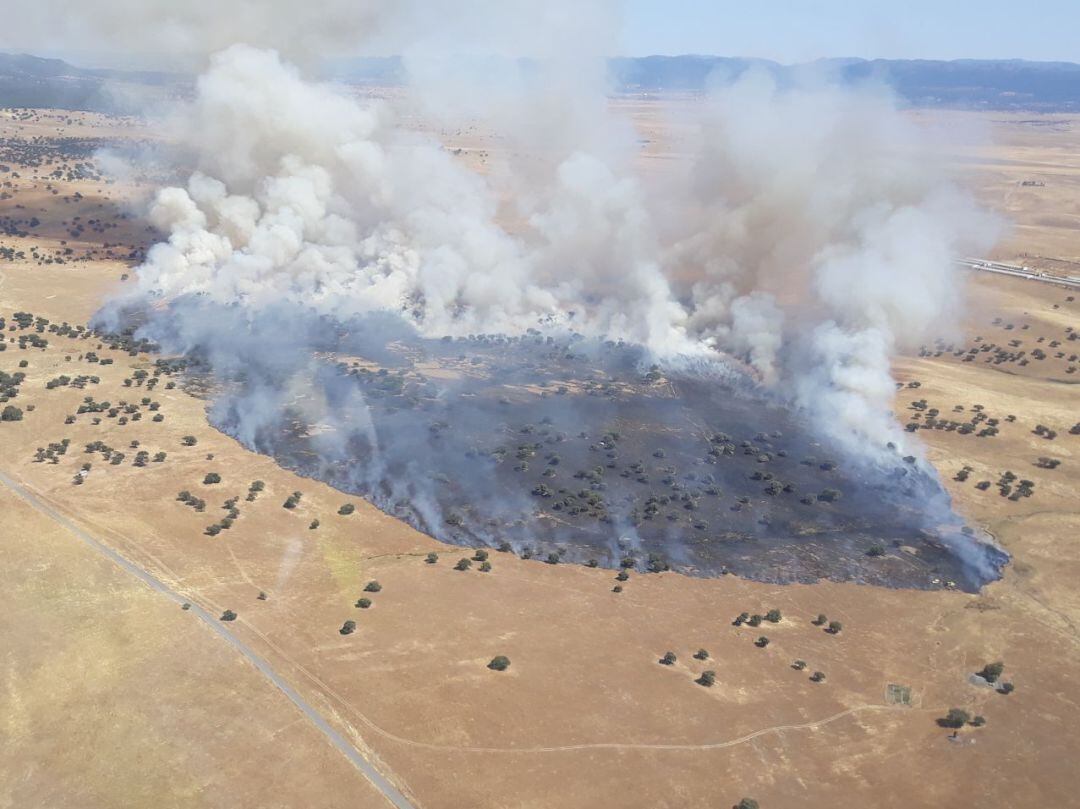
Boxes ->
[105,44,995,460]
[8,1,998,459]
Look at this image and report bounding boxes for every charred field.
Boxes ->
[184,316,1009,593]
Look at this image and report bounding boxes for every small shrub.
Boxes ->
[355,598,372,609]
[938,708,970,729]
[765,609,782,623]
[338,503,355,515]
[976,661,1005,683]
[827,620,843,634]
[182,435,197,446]
[364,581,382,592]
[220,609,237,622]
[693,649,709,660]
[488,655,510,671]
[455,558,472,571]
[203,472,221,485]
[810,671,826,683]
[792,659,807,671]
[659,651,676,665]
[755,636,769,648]
[696,670,716,687]
[340,620,357,635]
[479,561,492,572]
[473,549,489,562]
[425,552,439,564]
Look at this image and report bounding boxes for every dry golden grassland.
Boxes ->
[0,108,1077,808]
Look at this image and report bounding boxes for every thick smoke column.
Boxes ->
[14,1,1003,582]
[109,45,996,460]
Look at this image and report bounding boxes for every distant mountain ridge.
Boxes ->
[3,51,1079,112]
[0,52,181,112]
[609,55,1080,109]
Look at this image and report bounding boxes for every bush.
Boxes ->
[488,655,510,671]
[615,570,629,582]
[659,651,676,665]
[612,584,623,593]
[182,435,197,446]
[998,682,1015,695]
[938,708,970,729]
[455,558,472,571]
[971,715,986,727]
[364,581,382,592]
[340,620,357,635]
[425,552,439,564]
[479,561,492,572]
[203,472,221,485]
[810,671,826,683]
[1,405,23,421]
[696,670,716,687]
[747,614,763,627]
[813,613,827,626]
[827,620,843,634]
[220,609,237,622]
[755,636,769,648]
[693,648,709,660]
[792,659,807,671]
[735,800,759,809]
[765,609,782,623]
[338,503,355,515]
[473,549,489,562]
[355,598,371,609]
[309,519,319,529]
[977,661,1005,683]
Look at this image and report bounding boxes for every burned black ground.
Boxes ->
[201,323,1006,592]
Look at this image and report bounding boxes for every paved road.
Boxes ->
[956,257,1080,290]
[0,468,417,809]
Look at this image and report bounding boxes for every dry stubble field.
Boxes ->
[0,105,1078,809]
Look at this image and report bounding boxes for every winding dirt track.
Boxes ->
[0,466,930,760]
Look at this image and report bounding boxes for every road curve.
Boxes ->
[0,468,417,809]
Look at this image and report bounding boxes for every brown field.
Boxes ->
[0,105,1078,808]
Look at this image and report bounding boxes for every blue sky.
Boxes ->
[620,0,1079,62]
